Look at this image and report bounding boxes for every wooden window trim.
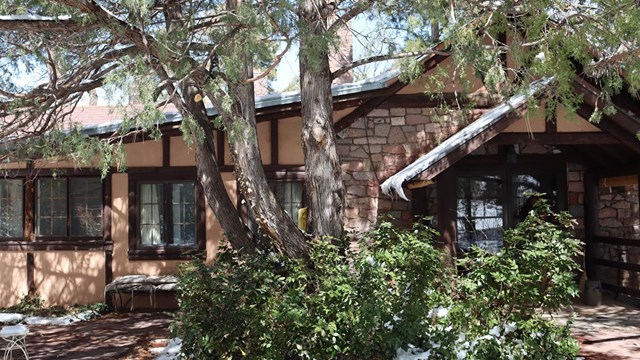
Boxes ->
[0,173,106,245]
[128,168,205,261]
[34,175,104,242]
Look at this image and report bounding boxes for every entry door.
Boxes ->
[456,171,561,253]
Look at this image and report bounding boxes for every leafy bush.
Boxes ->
[175,200,580,359]
[9,293,44,314]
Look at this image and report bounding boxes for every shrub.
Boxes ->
[175,201,580,359]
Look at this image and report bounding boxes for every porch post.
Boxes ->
[437,168,457,266]
[583,170,599,279]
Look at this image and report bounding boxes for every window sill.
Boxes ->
[128,248,205,261]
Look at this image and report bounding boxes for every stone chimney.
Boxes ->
[253,70,271,97]
[88,89,99,106]
[329,24,353,85]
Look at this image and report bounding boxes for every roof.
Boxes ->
[79,71,399,137]
[380,77,554,201]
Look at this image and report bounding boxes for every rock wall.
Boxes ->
[338,107,478,232]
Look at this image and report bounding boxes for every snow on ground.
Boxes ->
[0,310,97,326]
[0,313,25,324]
[151,338,182,360]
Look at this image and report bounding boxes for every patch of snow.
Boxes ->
[0,15,71,21]
[154,338,182,360]
[395,346,431,360]
[0,313,24,324]
[489,325,502,337]
[504,322,517,335]
[24,310,95,326]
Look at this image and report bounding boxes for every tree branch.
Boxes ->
[331,49,450,80]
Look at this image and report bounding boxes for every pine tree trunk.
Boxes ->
[214,24,309,258]
[182,83,257,254]
[299,0,345,240]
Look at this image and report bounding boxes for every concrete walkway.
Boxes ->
[554,295,640,359]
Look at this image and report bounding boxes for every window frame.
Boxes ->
[453,156,567,253]
[128,169,205,260]
[34,175,104,242]
[0,178,25,241]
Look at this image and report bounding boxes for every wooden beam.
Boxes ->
[436,168,457,265]
[598,175,638,187]
[423,103,534,181]
[584,170,598,279]
[270,120,279,165]
[376,93,498,109]
[490,132,619,145]
[575,101,640,156]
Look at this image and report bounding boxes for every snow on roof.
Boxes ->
[0,14,71,21]
[380,77,554,201]
[79,72,396,136]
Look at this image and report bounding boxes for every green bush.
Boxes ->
[174,200,580,359]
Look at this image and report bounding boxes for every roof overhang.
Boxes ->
[380,77,554,201]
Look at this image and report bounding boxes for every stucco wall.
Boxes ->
[0,253,28,307]
[34,251,105,307]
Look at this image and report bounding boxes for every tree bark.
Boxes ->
[182,83,257,254]
[211,0,310,258]
[299,0,346,240]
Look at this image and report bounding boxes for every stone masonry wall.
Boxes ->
[567,163,586,241]
[338,107,482,232]
[595,184,640,290]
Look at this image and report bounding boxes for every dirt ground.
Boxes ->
[555,294,640,360]
[10,295,640,359]
[23,312,172,360]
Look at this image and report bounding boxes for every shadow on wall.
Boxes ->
[34,251,105,307]
[0,252,28,307]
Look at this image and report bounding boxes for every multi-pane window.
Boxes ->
[36,177,102,238]
[270,181,303,220]
[247,181,304,237]
[0,179,23,238]
[456,170,561,254]
[457,176,504,253]
[70,178,102,236]
[138,181,197,247]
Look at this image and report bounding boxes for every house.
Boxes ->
[1,47,639,308]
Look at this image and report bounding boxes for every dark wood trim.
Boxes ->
[592,258,640,273]
[104,174,113,286]
[334,53,450,133]
[127,168,205,261]
[127,249,205,261]
[436,168,457,265]
[423,103,539,181]
[601,283,640,299]
[593,236,640,247]
[0,240,108,251]
[2,168,102,179]
[584,171,598,279]
[573,79,640,156]
[24,178,34,241]
[375,93,498,109]
[162,136,170,167]
[271,120,279,165]
[26,252,35,295]
[216,130,225,165]
[490,132,619,145]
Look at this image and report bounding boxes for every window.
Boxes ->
[270,181,303,221]
[457,176,504,253]
[455,168,562,254]
[36,177,102,238]
[129,170,205,260]
[246,180,304,236]
[0,179,23,238]
[138,182,196,246]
